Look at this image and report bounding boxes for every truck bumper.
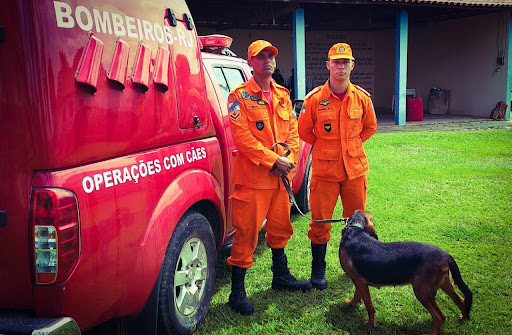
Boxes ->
[0,311,81,335]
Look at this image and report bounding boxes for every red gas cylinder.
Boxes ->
[406,97,423,121]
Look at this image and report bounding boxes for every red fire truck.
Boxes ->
[0,1,311,334]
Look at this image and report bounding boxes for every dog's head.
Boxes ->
[349,210,378,240]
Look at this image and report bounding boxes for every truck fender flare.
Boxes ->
[128,169,225,324]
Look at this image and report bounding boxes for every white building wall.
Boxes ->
[407,12,508,116]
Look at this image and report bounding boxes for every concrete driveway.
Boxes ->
[376,113,512,133]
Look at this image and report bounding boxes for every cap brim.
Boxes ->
[329,54,355,60]
[251,45,279,58]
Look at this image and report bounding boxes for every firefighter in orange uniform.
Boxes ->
[227,40,312,315]
[298,43,377,290]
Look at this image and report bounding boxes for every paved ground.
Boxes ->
[376,113,512,133]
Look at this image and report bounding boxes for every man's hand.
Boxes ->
[270,156,295,176]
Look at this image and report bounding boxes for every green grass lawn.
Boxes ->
[198,128,512,335]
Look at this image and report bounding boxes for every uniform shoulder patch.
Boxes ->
[354,85,371,97]
[305,86,321,100]
[300,101,307,114]
[228,101,241,120]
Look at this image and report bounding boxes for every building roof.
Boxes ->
[188,0,510,32]
[357,0,512,7]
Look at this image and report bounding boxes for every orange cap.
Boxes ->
[328,43,355,60]
[247,40,279,59]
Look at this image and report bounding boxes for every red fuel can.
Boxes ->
[407,97,423,121]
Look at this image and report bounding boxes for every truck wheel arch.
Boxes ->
[125,170,225,333]
[146,169,225,270]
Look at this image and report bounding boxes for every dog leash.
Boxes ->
[270,142,349,224]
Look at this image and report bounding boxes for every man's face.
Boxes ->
[326,58,354,81]
[249,50,276,76]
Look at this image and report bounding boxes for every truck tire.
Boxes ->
[294,152,312,214]
[157,210,216,335]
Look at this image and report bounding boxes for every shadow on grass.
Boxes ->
[326,287,465,335]
[203,269,361,333]
[206,225,459,335]
[206,254,466,335]
[326,300,435,334]
[203,286,363,334]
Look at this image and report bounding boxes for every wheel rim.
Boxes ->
[173,237,208,316]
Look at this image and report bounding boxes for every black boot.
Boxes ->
[310,243,328,290]
[228,266,254,315]
[271,248,312,291]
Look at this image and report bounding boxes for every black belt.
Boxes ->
[270,142,348,224]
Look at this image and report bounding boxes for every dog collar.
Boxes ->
[342,220,365,235]
[347,220,365,230]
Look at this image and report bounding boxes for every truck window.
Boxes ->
[212,66,246,106]
[213,67,230,103]
[223,67,245,89]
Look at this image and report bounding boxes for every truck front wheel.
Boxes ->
[157,210,216,335]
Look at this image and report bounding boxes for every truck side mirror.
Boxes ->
[293,99,304,119]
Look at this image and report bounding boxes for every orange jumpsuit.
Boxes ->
[227,77,299,268]
[298,81,377,244]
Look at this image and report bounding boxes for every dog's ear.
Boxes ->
[367,222,379,240]
[363,211,379,240]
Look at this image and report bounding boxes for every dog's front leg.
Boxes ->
[354,281,375,329]
[343,285,362,306]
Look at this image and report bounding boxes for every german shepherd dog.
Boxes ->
[339,210,472,335]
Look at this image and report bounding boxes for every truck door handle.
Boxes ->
[194,116,202,129]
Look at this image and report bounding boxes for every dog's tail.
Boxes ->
[448,256,473,319]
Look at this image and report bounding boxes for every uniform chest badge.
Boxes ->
[319,99,330,106]
[241,91,250,99]
[257,100,266,105]
[324,123,332,132]
[250,95,259,101]
[256,121,264,131]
